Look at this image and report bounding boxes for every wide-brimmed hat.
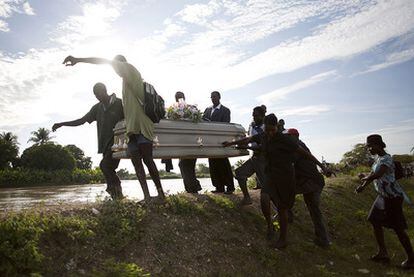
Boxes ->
[366,134,386,148]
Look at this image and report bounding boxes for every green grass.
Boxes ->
[1,176,414,276]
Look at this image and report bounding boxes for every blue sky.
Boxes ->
[1,0,414,172]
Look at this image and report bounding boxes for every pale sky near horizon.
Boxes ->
[1,0,414,173]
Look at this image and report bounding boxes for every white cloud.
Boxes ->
[358,47,414,75]
[0,0,36,32]
[0,0,14,18]
[176,2,220,25]
[53,0,127,44]
[257,70,337,103]
[2,0,414,166]
[277,105,332,117]
[22,2,34,15]
[225,0,414,90]
[0,18,8,31]
[132,0,414,94]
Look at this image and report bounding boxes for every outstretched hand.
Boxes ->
[63,55,78,66]
[52,123,62,132]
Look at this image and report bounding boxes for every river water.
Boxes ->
[0,178,225,211]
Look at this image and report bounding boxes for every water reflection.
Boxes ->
[0,178,221,211]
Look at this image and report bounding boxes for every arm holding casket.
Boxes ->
[222,136,252,148]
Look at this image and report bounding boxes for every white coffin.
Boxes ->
[111,119,249,159]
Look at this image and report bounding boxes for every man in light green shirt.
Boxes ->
[63,55,165,202]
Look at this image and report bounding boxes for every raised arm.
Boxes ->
[52,117,87,132]
[53,106,97,132]
[63,56,111,66]
[63,56,131,79]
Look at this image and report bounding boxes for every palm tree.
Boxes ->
[28,128,54,145]
[0,132,18,145]
[0,131,19,169]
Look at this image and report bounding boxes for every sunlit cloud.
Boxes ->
[52,0,127,45]
[1,0,414,165]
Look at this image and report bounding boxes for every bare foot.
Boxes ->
[273,239,288,250]
[154,194,166,204]
[241,197,252,206]
[266,226,275,241]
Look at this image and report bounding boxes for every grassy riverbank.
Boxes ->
[1,176,414,276]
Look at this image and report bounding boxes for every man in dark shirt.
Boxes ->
[286,128,331,247]
[202,91,234,194]
[52,83,124,199]
[224,115,331,248]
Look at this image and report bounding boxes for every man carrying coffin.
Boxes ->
[52,83,124,200]
[62,55,166,202]
[202,91,235,194]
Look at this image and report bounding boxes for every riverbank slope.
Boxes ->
[1,176,414,276]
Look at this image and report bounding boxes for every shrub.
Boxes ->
[21,143,75,171]
[96,201,145,252]
[0,168,105,187]
[0,212,96,276]
[72,168,105,184]
[0,213,44,275]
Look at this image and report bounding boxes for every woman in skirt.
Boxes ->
[355,134,414,269]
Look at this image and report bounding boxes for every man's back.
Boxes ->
[294,140,324,193]
[112,61,154,140]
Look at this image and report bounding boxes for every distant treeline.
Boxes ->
[0,168,104,188]
[0,128,104,187]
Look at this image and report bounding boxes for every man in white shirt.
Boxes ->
[234,106,266,204]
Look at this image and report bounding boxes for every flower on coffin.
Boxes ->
[166,99,202,123]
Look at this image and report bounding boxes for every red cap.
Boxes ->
[286,128,299,136]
